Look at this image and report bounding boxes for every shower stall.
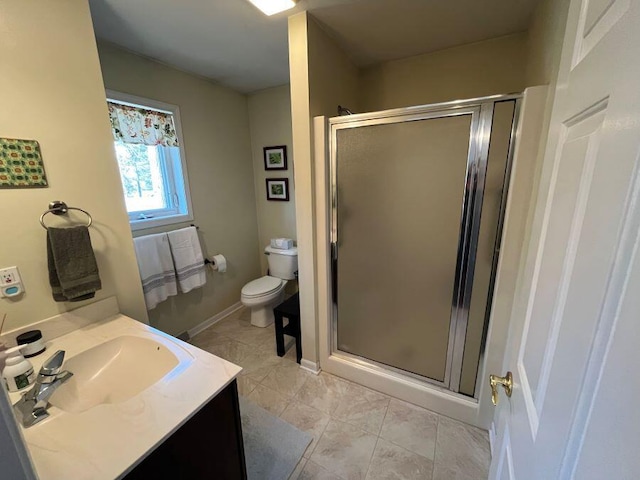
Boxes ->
[322,94,520,398]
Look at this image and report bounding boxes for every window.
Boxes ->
[106,91,192,230]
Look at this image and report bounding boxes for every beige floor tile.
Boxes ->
[194,313,282,380]
[333,382,390,435]
[246,383,290,416]
[189,327,231,349]
[310,420,378,480]
[366,438,434,480]
[195,309,489,480]
[241,350,283,382]
[298,460,344,480]
[283,344,299,362]
[280,402,331,458]
[226,323,276,347]
[379,399,438,460]
[289,457,307,480]
[260,335,296,356]
[295,373,351,414]
[236,376,259,396]
[206,339,255,366]
[209,314,250,335]
[432,416,490,480]
[261,361,312,398]
[431,463,487,480]
[342,382,389,404]
[332,397,389,435]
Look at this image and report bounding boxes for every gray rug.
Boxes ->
[240,396,312,480]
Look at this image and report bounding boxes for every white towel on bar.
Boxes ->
[133,233,177,310]
[167,226,207,293]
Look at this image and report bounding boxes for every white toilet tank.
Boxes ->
[265,246,298,280]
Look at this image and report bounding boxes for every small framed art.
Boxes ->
[266,178,289,201]
[0,138,48,188]
[263,145,287,170]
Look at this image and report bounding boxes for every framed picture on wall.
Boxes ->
[263,145,287,170]
[266,178,289,201]
[0,138,48,188]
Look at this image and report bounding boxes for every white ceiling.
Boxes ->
[89,0,538,94]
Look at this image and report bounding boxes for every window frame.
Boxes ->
[106,89,194,231]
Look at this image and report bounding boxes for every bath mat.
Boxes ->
[240,396,311,480]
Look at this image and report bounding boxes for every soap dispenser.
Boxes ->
[2,345,35,392]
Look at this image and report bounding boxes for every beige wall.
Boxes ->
[307,17,361,117]
[288,12,361,367]
[526,0,572,86]
[289,12,317,367]
[247,85,296,273]
[359,33,528,112]
[97,42,261,336]
[0,0,147,332]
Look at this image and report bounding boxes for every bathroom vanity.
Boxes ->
[125,380,246,479]
[4,297,246,480]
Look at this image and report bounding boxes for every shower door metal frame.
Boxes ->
[328,94,521,394]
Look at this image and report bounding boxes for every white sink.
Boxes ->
[49,335,179,413]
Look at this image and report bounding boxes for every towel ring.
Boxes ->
[40,201,93,230]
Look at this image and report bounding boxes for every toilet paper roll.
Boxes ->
[211,254,227,273]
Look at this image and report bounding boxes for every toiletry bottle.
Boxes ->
[2,345,35,392]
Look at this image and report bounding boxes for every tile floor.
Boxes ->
[189,307,491,480]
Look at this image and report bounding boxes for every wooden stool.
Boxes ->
[273,293,302,364]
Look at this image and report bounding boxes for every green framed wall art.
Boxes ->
[0,138,48,188]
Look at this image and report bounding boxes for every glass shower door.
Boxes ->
[332,110,477,384]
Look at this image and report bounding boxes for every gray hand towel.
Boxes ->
[47,226,102,302]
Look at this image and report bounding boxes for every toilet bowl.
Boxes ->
[241,276,287,327]
[241,245,298,328]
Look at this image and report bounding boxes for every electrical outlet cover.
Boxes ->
[0,267,21,286]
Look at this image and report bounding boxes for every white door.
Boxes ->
[489,0,640,478]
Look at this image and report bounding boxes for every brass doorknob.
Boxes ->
[489,371,513,406]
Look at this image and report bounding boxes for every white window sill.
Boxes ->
[129,213,194,232]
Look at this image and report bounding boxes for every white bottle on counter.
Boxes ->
[2,345,35,392]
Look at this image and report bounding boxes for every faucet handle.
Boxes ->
[13,350,73,428]
[40,350,66,376]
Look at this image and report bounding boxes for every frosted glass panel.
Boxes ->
[336,114,472,381]
[459,100,516,396]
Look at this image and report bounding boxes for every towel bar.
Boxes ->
[40,201,93,230]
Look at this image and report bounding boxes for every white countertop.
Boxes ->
[8,313,242,480]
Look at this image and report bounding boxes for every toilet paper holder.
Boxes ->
[187,224,219,269]
[188,224,225,272]
[205,255,226,272]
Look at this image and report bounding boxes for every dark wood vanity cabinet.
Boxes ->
[124,379,247,479]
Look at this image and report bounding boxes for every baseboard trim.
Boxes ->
[187,301,244,339]
[300,359,321,375]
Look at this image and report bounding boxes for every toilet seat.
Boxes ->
[241,276,283,298]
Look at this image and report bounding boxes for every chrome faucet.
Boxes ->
[13,350,73,428]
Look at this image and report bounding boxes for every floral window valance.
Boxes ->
[108,102,179,147]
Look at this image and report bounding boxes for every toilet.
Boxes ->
[241,245,298,327]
